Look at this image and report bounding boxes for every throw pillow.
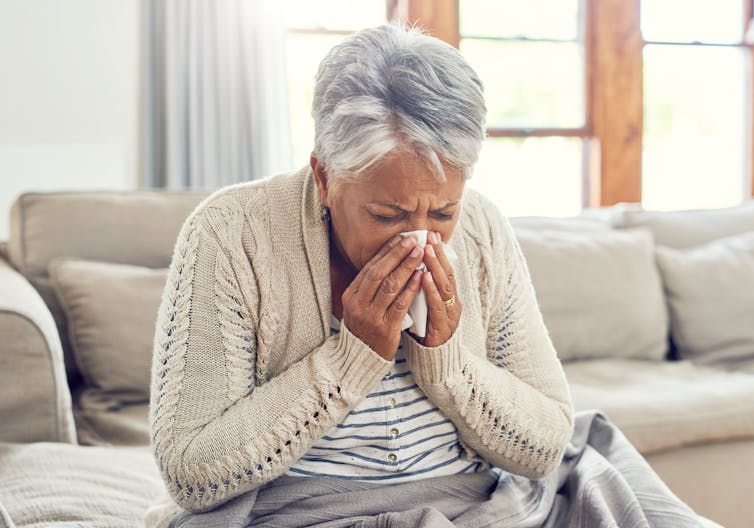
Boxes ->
[509,216,612,233]
[49,259,167,399]
[615,200,754,248]
[515,228,668,362]
[655,231,754,367]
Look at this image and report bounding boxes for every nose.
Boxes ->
[401,228,429,243]
[407,220,430,233]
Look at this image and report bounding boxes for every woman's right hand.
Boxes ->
[341,234,424,360]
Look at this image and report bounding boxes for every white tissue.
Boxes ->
[398,230,457,338]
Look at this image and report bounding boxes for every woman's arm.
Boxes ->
[403,198,575,479]
[150,206,391,513]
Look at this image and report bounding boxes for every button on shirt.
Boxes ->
[286,315,490,483]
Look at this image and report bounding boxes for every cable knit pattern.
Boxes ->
[146,166,575,524]
[215,249,256,403]
[149,217,197,465]
[487,246,526,370]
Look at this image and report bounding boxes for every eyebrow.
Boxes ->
[371,201,459,213]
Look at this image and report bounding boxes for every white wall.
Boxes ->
[0,0,141,241]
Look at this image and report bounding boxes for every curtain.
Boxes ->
[141,0,293,188]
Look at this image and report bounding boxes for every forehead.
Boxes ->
[341,152,465,203]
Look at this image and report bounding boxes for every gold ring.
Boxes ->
[442,295,456,309]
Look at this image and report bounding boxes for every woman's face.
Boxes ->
[313,150,466,273]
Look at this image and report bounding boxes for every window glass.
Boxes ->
[461,40,584,128]
[641,0,743,44]
[642,45,745,210]
[460,0,579,40]
[469,137,584,217]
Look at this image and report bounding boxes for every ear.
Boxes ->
[310,153,330,207]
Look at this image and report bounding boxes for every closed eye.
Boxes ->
[431,212,454,221]
[372,213,403,223]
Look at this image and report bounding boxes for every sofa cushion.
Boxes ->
[655,231,754,368]
[564,358,754,454]
[578,202,644,223]
[72,386,151,447]
[49,259,167,401]
[7,190,209,388]
[614,200,754,248]
[0,441,165,527]
[515,228,668,362]
[509,215,612,232]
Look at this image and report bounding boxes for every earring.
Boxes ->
[319,203,330,223]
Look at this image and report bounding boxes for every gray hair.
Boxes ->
[312,23,487,182]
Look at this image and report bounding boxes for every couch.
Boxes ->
[1,188,752,527]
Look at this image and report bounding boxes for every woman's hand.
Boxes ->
[417,231,462,347]
[342,234,424,360]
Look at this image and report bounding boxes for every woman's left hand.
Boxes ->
[417,231,462,347]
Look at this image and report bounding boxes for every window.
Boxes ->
[283,0,754,214]
[641,0,748,210]
[459,0,586,216]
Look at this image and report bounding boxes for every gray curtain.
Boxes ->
[140,0,293,188]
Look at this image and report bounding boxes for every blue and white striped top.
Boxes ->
[286,315,491,482]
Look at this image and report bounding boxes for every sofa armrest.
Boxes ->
[0,256,76,443]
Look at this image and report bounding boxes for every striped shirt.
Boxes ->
[285,315,492,482]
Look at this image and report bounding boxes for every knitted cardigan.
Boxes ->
[146,165,575,521]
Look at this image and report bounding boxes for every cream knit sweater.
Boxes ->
[145,165,575,524]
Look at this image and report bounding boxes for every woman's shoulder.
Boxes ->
[180,165,310,235]
[460,186,515,251]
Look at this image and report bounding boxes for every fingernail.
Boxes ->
[410,246,421,258]
[425,244,435,258]
[426,271,433,282]
[401,235,416,247]
[412,269,422,281]
[389,235,401,247]
[429,231,438,244]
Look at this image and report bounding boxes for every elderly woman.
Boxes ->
[146,24,709,528]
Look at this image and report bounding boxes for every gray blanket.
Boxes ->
[171,410,704,528]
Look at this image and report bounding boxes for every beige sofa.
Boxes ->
[1,189,752,527]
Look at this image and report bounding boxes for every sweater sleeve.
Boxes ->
[149,207,391,513]
[403,199,575,479]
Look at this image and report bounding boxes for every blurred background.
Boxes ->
[1,0,753,239]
